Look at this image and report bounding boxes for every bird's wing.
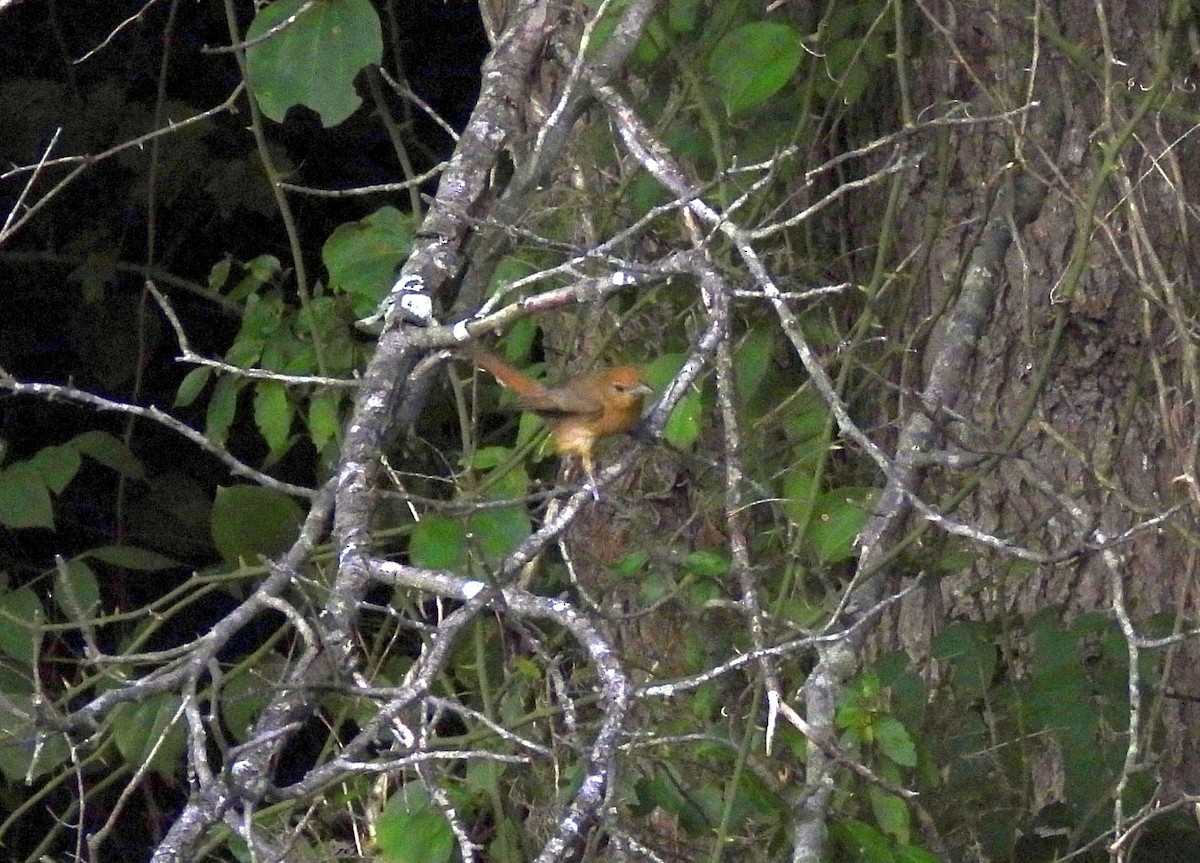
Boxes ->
[516,384,603,418]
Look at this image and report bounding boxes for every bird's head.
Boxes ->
[601,367,654,409]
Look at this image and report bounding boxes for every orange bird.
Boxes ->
[470,348,653,490]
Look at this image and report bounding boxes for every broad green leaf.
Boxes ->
[824,39,871,104]
[664,390,703,450]
[28,445,81,493]
[112,693,186,778]
[836,819,895,863]
[634,15,669,64]
[684,550,728,577]
[54,558,100,620]
[869,787,910,845]
[611,550,649,579]
[323,206,414,314]
[83,545,180,571]
[782,468,817,526]
[307,389,342,452]
[894,847,941,863]
[206,376,245,447]
[228,293,285,366]
[226,255,283,303]
[488,818,523,863]
[207,256,232,291]
[409,515,467,570]
[806,486,875,562]
[708,22,803,114]
[466,446,512,470]
[219,669,273,742]
[70,430,145,479]
[931,621,995,697]
[175,366,213,408]
[0,585,44,663]
[253,380,293,456]
[0,463,54,529]
[500,315,539,362]
[669,0,701,33]
[638,571,672,606]
[875,716,917,767]
[0,667,68,781]
[733,327,775,411]
[246,0,383,127]
[376,792,454,863]
[211,485,305,565]
[643,353,703,450]
[469,507,531,566]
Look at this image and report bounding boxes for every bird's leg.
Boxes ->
[582,454,600,501]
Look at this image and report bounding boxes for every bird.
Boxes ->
[469,347,653,494]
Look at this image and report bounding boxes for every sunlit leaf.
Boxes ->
[0,464,54,529]
[869,786,911,845]
[323,206,414,315]
[246,0,383,127]
[211,485,305,565]
[709,22,803,113]
[410,515,467,570]
[0,585,44,663]
[253,380,293,456]
[69,429,145,479]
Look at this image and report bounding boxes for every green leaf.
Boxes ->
[112,693,186,778]
[226,255,283,303]
[824,39,871,104]
[228,293,284,366]
[835,819,895,863]
[0,667,68,782]
[469,507,532,566]
[70,430,145,479]
[211,485,305,565]
[83,545,180,571]
[611,550,649,579]
[246,0,383,127]
[54,559,100,620]
[488,818,523,863]
[683,550,729,577]
[708,22,803,113]
[207,256,232,291]
[875,716,917,767]
[175,366,213,408]
[931,621,995,698]
[869,787,911,845]
[410,515,467,570]
[782,468,818,526]
[28,445,81,494]
[0,463,54,529]
[643,353,704,450]
[734,327,775,411]
[323,206,414,314]
[0,586,44,663]
[664,390,703,450]
[893,846,941,863]
[253,380,293,456]
[219,669,273,742]
[466,446,512,470]
[806,487,875,562]
[206,376,246,447]
[376,794,455,863]
[307,389,342,452]
[668,0,701,33]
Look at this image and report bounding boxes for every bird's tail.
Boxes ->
[469,348,547,399]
